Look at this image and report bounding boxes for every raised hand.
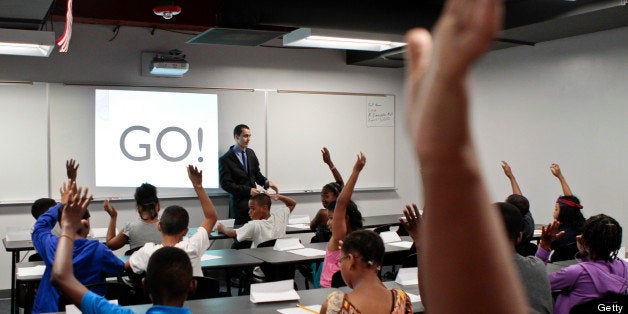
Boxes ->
[187,165,203,188]
[539,220,565,250]
[268,181,279,194]
[66,159,79,182]
[321,147,332,165]
[501,161,514,178]
[550,163,562,178]
[353,152,366,172]
[61,186,93,233]
[400,203,422,243]
[103,199,117,218]
[60,180,75,205]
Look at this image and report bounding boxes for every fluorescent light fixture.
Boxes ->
[283,28,406,52]
[0,29,55,57]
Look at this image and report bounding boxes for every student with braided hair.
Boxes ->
[104,183,162,252]
[538,214,628,314]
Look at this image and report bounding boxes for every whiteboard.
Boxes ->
[266,91,395,192]
[49,84,266,200]
[0,83,49,202]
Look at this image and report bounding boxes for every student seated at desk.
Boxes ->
[321,229,412,314]
[495,202,553,314]
[103,183,162,253]
[547,163,586,262]
[127,165,217,277]
[500,161,537,256]
[320,153,365,288]
[32,181,124,313]
[50,189,195,314]
[216,192,297,248]
[537,214,628,314]
[310,147,344,243]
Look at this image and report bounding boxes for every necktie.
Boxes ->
[241,150,248,174]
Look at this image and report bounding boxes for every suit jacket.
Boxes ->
[219,146,268,224]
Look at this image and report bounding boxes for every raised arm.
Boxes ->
[66,159,79,182]
[550,163,573,196]
[103,199,128,250]
[327,153,366,252]
[322,147,344,186]
[270,193,297,212]
[501,161,522,195]
[404,0,527,312]
[188,165,218,235]
[50,183,93,308]
[400,203,427,307]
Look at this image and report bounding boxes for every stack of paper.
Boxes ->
[5,228,31,241]
[395,267,418,286]
[250,279,300,303]
[17,265,46,277]
[288,248,326,257]
[289,215,310,225]
[274,238,305,251]
[213,219,235,231]
[380,231,414,248]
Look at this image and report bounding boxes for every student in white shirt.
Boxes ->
[127,165,218,277]
[217,193,296,248]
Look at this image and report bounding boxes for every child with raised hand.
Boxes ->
[319,152,365,288]
[127,165,218,277]
[546,163,585,262]
[321,229,413,314]
[103,183,162,252]
[541,214,628,314]
[501,161,536,255]
[403,0,528,311]
[310,147,345,242]
[32,181,124,313]
[51,186,195,314]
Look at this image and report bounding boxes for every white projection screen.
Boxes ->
[95,89,219,188]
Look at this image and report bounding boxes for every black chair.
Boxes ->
[516,241,538,257]
[331,271,346,288]
[124,246,142,256]
[58,281,135,310]
[551,242,578,263]
[187,276,220,300]
[570,293,628,314]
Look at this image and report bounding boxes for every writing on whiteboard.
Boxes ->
[366,96,394,127]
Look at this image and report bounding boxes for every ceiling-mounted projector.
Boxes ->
[150,50,189,77]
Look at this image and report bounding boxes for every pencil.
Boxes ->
[296,304,319,314]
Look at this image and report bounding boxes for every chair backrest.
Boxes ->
[331,271,346,288]
[231,240,253,250]
[401,253,418,268]
[58,281,134,310]
[570,293,628,314]
[257,239,277,248]
[28,253,43,262]
[187,276,220,300]
[551,242,578,262]
[373,225,391,234]
[124,246,142,256]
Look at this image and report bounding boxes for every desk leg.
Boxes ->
[11,251,18,314]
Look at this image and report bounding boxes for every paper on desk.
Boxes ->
[277,304,322,314]
[90,227,115,238]
[18,265,46,277]
[274,238,305,251]
[287,224,311,230]
[5,228,31,241]
[289,215,311,225]
[288,248,326,257]
[201,253,222,261]
[534,229,542,236]
[379,231,402,244]
[395,267,418,286]
[387,241,414,249]
[406,292,421,303]
[66,299,117,313]
[213,219,235,231]
[250,279,300,303]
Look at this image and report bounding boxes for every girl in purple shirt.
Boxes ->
[538,214,628,314]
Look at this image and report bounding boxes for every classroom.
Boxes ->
[0,1,627,312]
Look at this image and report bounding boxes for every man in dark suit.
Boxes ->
[219,124,278,225]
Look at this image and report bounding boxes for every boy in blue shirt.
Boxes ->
[51,182,195,314]
[31,181,124,313]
